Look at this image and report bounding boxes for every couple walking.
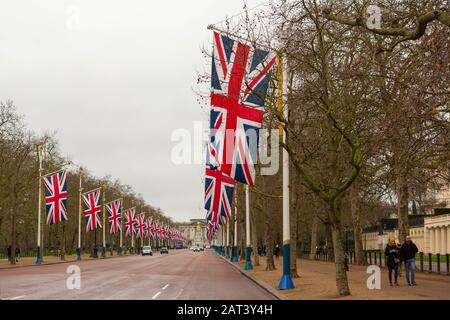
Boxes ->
[384,235,418,286]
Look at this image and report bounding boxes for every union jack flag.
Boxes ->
[209,31,276,186]
[206,220,220,241]
[106,199,122,234]
[135,213,146,238]
[43,169,68,225]
[82,188,102,232]
[144,218,153,239]
[124,207,136,237]
[204,167,235,224]
[154,220,160,239]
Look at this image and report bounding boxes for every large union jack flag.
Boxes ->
[124,207,136,237]
[209,31,276,186]
[82,188,102,232]
[106,199,122,234]
[144,218,154,239]
[204,167,235,224]
[43,169,68,225]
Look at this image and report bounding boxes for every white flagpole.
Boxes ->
[76,167,83,261]
[232,195,238,262]
[278,51,294,290]
[102,191,106,258]
[119,197,123,255]
[226,220,230,258]
[244,185,253,269]
[35,142,44,265]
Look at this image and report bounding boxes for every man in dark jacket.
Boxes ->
[400,235,419,286]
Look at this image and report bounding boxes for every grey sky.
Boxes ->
[0,0,263,222]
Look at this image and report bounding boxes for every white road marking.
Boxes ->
[175,289,184,300]
[152,291,162,299]
[162,284,169,290]
[2,295,25,300]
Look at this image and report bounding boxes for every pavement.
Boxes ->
[232,256,450,300]
[0,249,274,300]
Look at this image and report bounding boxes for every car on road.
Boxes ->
[192,245,200,252]
[205,245,211,249]
[160,246,169,254]
[142,246,153,256]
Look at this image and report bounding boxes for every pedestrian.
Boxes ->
[399,235,419,286]
[15,246,20,263]
[7,245,12,262]
[274,244,280,260]
[385,237,400,286]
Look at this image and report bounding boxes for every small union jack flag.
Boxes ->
[135,213,146,239]
[144,218,153,239]
[43,169,68,225]
[82,188,102,232]
[124,207,136,237]
[106,199,122,234]
[204,167,235,224]
[209,31,276,186]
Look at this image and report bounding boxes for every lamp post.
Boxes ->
[35,138,45,265]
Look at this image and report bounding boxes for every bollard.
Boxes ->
[428,253,433,273]
[419,252,424,272]
[437,253,441,273]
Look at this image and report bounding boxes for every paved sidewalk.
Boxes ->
[232,256,450,300]
[0,253,129,269]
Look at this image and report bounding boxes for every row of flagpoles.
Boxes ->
[203,26,295,290]
[34,151,186,265]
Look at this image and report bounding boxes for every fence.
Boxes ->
[302,249,450,276]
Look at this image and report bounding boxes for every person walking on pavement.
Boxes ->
[385,237,400,286]
[400,235,419,286]
[274,244,280,260]
[7,245,12,263]
[15,246,21,263]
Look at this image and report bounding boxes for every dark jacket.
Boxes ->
[385,244,400,268]
[399,241,418,261]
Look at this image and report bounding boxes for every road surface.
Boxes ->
[0,249,274,300]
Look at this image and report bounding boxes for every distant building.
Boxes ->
[177,219,208,246]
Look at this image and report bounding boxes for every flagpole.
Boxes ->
[119,197,123,255]
[101,191,106,258]
[244,185,253,269]
[277,51,294,290]
[226,221,230,259]
[35,141,44,265]
[232,195,238,262]
[131,200,135,254]
[76,166,83,261]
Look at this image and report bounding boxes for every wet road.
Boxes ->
[0,249,274,300]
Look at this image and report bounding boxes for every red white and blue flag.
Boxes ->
[204,167,235,224]
[209,31,276,186]
[43,169,68,225]
[82,188,102,232]
[106,199,122,234]
[144,218,153,239]
[124,207,136,237]
[135,213,146,239]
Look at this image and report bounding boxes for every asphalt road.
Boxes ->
[0,249,274,300]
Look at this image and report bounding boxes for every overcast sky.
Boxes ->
[0,0,264,222]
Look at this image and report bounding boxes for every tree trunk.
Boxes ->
[60,223,66,260]
[397,174,409,244]
[10,208,16,265]
[309,215,318,260]
[250,209,259,266]
[350,184,365,265]
[290,206,299,278]
[329,198,351,297]
[264,203,275,271]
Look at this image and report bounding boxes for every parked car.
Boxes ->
[160,246,169,254]
[142,246,153,256]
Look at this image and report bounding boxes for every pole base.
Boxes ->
[76,248,81,261]
[244,261,253,270]
[101,247,106,259]
[35,246,43,265]
[35,257,43,265]
[118,247,122,256]
[226,254,230,259]
[278,274,295,290]
[232,246,238,262]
